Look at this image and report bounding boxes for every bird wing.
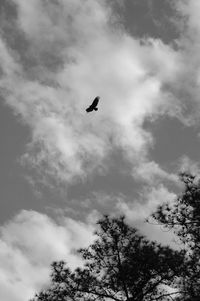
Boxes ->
[91,97,99,107]
[86,106,92,112]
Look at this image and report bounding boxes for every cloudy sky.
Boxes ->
[1,0,200,300]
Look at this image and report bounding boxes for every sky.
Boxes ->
[1,0,200,300]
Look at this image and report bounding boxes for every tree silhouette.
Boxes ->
[149,172,200,300]
[31,215,184,301]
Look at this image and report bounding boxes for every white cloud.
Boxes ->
[1,1,200,300]
[116,185,179,248]
[0,210,95,301]
[116,184,176,222]
[166,0,200,126]
[0,38,19,76]
[176,155,200,181]
[0,0,183,185]
[132,160,179,185]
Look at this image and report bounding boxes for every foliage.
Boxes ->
[31,215,185,301]
[149,172,200,299]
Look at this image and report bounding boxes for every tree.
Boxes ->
[31,215,184,301]
[149,172,200,300]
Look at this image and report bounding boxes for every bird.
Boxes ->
[86,96,100,113]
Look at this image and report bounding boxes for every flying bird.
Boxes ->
[86,96,100,113]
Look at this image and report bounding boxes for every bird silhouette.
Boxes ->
[86,96,100,113]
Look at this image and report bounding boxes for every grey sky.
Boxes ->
[145,116,200,165]
[110,0,181,43]
[0,0,183,222]
[0,1,200,300]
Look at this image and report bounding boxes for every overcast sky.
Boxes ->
[1,0,200,300]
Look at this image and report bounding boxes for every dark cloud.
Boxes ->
[108,0,182,44]
[144,116,200,167]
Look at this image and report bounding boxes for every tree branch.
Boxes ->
[114,237,130,301]
[150,291,185,301]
